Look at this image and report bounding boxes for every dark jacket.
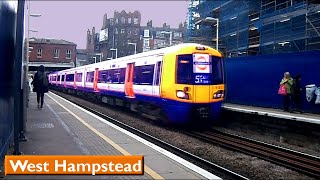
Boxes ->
[32,71,49,93]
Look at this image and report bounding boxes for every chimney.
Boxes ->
[103,13,108,28]
[147,20,152,27]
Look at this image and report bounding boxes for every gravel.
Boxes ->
[52,90,315,180]
[214,125,320,157]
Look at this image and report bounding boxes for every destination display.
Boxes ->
[193,54,212,84]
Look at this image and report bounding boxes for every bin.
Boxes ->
[305,84,316,102]
[315,87,320,104]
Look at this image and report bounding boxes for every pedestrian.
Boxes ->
[29,75,34,93]
[279,72,294,112]
[32,65,49,109]
[292,75,303,113]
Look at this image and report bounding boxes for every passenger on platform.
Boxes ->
[280,72,293,112]
[29,75,33,93]
[293,75,303,114]
[32,65,49,109]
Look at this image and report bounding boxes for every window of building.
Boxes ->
[66,50,71,59]
[115,18,118,24]
[115,28,118,34]
[134,28,139,35]
[37,49,42,58]
[133,17,139,24]
[134,65,155,85]
[144,29,150,37]
[121,17,125,24]
[54,49,59,58]
[143,39,149,47]
[128,17,132,24]
[121,29,125,34]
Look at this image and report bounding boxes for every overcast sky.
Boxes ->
[27,1,189,49]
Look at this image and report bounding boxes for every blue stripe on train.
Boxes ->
[53,85,222,123]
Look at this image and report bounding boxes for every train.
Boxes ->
[49,43,225,125]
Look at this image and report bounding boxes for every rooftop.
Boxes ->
[29,38,77,45]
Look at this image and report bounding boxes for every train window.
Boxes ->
[86,72,94,82]
[76,73,83,82]
[176,54,223,85]
[66,74,74,82]
[98,70,108,83]
[211,56,224,85]
[58,75,61,81]
[108,68,126,84]
[154,61,162,86]
[134,65,155,85]
[61,75,65,82]
[177,55,193,84]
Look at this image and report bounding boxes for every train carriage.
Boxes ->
[49,43,225,124]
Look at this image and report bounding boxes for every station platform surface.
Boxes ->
[222,103,320,124]
[3,92,220,179]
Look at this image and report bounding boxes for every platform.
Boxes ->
[3,92,221,179]
[222,103,320,125]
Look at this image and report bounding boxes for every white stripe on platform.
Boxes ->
[222,105,320,125]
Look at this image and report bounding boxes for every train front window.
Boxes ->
[176,54,223,85]
[177,55,193,84]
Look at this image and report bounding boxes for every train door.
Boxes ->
[64,73,66,87]
[125,63,135,98]
[152,57,163,96]
[82,69,86,88]
[193,53,211,103]
[93,68,99,92]
[74,71,77,89]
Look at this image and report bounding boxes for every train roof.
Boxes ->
[50,43,220,75]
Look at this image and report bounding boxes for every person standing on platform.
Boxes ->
[29,75,34,93]
[279,72,293,112]
[32,65,49,109]
[292,75,303,113]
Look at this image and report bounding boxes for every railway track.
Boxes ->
[51,91,247,180]
[183,130,320,179]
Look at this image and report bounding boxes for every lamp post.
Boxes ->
[128,42,137,54]
[195,17,219,51]
[26,0,41,73]
[161,31,172,46]
[205,17,219,51]
[110,48,117,59]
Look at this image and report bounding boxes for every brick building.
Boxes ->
[140,21,186,52]
[85,10,187,62]
[86,10,142,60]
[28,38,76,72]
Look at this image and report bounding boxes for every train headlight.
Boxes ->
[213,90,224,99]
[176,91,189,99]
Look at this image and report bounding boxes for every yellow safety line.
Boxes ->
[46,94,164,180]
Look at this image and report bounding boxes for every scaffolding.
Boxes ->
[188,0,320,57]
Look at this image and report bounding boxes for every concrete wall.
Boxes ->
[0,0,18,159]
[224,51,320,113]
